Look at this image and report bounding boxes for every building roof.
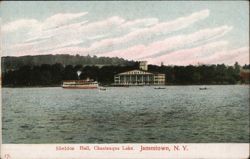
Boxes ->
[117,69,153,75]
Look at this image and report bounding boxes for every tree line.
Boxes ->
[149,62,248,85]
[2,62,249,87]
[2,63,139,86]
[1,54,134,72]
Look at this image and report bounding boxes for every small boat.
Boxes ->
[199,87,207,90]
[99,87,107,91]
[154,87,166,89]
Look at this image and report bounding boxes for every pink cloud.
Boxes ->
[98,45,147,59]
[146,41,229,65]
[153,46,249,66]
[9,16,125,55]
[121,18,159,29]
[201,47,249,65]
[100,25,232,60]
[3,9,247,67]
[88,9,210,52]
[3,10,211,57]
[2,12,88,34]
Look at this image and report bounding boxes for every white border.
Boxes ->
[1,144,249,159]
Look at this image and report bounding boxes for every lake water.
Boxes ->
[2,85,249,143]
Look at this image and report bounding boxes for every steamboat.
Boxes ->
[62,78,98,89]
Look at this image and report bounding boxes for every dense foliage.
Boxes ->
[148,62,246,85]
[2,61,248,87]
[1,54,134,72]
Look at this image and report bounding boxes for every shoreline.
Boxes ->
[1,83,249,88]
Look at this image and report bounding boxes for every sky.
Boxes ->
[1,1,249,66]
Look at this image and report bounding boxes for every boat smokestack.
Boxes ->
[77,70,82,80]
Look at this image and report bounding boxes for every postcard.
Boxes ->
[0,1,249,159]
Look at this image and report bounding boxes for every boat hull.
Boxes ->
[62,79,98,89]
[62,86,98,89]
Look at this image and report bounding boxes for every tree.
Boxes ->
[234,62,241,74]
[63,65,77,80]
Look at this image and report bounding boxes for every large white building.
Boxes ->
[114,61,165,86]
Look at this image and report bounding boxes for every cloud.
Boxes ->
[41,12,88,30]
[101,25,232,60]
[78,16,125,36]
[147,45,249,66]
[25,20,88,44]
[87,9,210,53]
[2,12,88,34]
[46,46,88,55]
[8,16,125,54]
[200,47,249,65]
[2,19,39,33]
[146,41,229,65]
[3,10,210,56]
[138,25,232,58]
[43,45,248,66]
[121,18,159,30]
[3,9,247,66]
